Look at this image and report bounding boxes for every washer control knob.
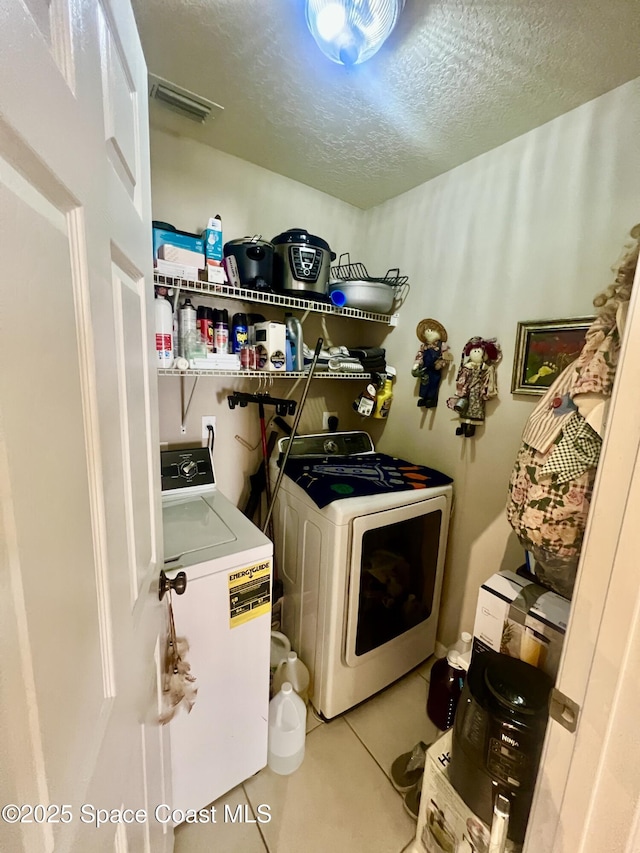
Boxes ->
[324,439,339,454]
[179,459,198,479]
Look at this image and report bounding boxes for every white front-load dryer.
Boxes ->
[270,432,453,719]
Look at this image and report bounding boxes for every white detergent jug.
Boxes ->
[272,651,311,705]
[270,631,292,698]
[270,631,291,673]
[267,682,306,775]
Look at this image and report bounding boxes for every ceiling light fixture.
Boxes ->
[305,0,405,66]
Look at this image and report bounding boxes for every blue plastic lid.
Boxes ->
[329,289,347,307]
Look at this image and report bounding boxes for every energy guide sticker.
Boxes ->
[228,561,271,627]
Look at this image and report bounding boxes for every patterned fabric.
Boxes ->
[521,311,621,454]
[521,364,577,454]
[538,413,602,484]
[507,310,623,598]
[506,440,595,597]
[447,363,497,421]
[570,312,620,398]
[283,453,453,508]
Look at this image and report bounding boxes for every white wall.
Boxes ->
[360,76,640,647]
[150,131,384,506]
[150,75,640,648]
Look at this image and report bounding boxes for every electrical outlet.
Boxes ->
[322,411,338,430]
[202,416,216,443]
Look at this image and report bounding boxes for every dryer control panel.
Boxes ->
[278,430,374,459]
[161,447,215,492]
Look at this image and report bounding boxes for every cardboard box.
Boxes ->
[472,570,569,681]
[201,217,225,283]
[155,259,200,280]
[153,226,204,269]
[203,264,227,284]
[412,731,521,853]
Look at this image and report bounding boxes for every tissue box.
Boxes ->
[153,226,204,269]
[412,732,521,853]
[472,570,569,681]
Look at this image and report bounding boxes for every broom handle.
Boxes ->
[262,336,324,534]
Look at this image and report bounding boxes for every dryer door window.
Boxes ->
[345,497,446,663]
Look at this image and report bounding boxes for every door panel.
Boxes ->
[98,3,140,201]
[112,262,154,600]
[525,242,640,850]
[0,2,168,852]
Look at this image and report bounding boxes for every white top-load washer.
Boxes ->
[270,431,453,719]
[161,447,272,814]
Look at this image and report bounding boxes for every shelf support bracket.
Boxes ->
[180,373,200,434]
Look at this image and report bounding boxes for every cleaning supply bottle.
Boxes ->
[231,313,248,354]
[197,305,214,353]
[353,381,378,417]
[178,298,197,358]
[284,313,303,371]
[213,308,229,353]
[426,638,467,730]
[267,682,306,775]
[372,367,396,419]
[154,294,174,368]
[272,650,311,705]
[270,631,292,697]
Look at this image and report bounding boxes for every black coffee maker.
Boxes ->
[449,650,552,844]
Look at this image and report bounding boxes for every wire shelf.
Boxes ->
[158,369,372,379]
[153,272,397,325]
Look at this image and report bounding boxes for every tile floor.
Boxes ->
[175,657,441,853]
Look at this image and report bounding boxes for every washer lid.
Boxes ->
[162,494,236,562]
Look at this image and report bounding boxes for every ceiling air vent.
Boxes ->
[148,74,223,124]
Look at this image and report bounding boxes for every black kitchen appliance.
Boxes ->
[448,650,552,845]
[223,235,274,290]
[271,228,335,299]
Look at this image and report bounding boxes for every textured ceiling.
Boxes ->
[132,0,640,210]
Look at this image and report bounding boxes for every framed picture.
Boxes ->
[511,317,594,396]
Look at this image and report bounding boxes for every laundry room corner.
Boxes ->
[356,76,640,648]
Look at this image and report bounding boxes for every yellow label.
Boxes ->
[228,560,271,628]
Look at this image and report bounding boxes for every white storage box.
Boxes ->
[156,259,200,280]
[411,731,521,853]
[472,570,570,681]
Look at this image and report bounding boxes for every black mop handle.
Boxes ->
[262,336,324,534]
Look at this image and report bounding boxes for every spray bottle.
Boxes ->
[284,313,304,371]
[372,366,396,419]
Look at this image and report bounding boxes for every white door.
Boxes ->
[525,255,640,850]
[0,2,170,852]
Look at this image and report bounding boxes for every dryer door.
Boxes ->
[345,495,449,667]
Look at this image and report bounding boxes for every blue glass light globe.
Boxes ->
[305,0,404,66]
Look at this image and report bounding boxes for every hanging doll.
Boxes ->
[447,337,502,437]
[411,318,453,407]
[507,225,639,599]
